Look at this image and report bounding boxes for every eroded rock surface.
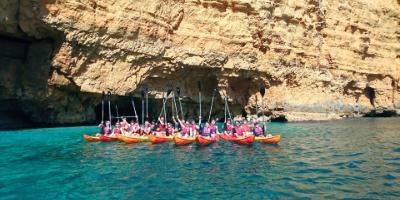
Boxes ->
[0,0,399,125]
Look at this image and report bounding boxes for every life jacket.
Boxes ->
[202,127,212,136]
[242,123,251,132]
[181,126,190,135]
[225,124,233,133]
[103,126,111,135]
[112,128,121,135]
[143,127,151,134]
[234,126,243,136]
[166,127,174,136]
[253,127,263,136]
[210,125,217,133]
[158,123,165,131]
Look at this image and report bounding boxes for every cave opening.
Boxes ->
[364,86,376,106]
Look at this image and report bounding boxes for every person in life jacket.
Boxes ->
[172,116,181,132]
[190,120,198,137]
[110,122,121,137]
[120,118,129,132]
[177,118,190,137]
[157,117,166,132]
[242,119,251,133]
[253,123,264,136]
[97,121,111,136]
[142,120,152,135]
[166,122,174,136]
[224,119,233,135]
[201,122,214,138]
[233,121,244,137]
[210,119,219,135]
[129,121,141,136]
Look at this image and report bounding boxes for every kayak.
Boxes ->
[255,135,281,144]
[174,136,196,146]
[220,133,235,140]
[196,135,218,146]
[118,134,141,144]
[83,134,100,141]
[148,134,173,144]
[232,135,255,145]
[99,135,119,142]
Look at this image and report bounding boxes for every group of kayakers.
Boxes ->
[96,116,272,139]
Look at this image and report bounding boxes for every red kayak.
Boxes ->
[232,135,255,145]
[99,135,119,142]
[148,134,173,144]
[83,134,100,141]
[220,133,234,140]
[174,136,196,146]
[196,135,218,146]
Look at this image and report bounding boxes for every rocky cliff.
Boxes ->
[0,0,399,126]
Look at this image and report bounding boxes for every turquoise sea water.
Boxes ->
[0,118,399,199]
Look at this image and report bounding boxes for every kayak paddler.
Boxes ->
[97,121,111,136]
[120,118,129,132]
[157,116,166,132]
[210,119,219,135]
[223,119,233,136]
[201,122,214,138]
[110,122,121,137]
[233,121,244,137]
[242,119,251,133]
[129,121,141,136]
[166,122,174,136]
[177,118,190,137]
[142,120,152,135]
[253,123,264,136]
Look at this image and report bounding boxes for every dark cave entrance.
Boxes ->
[364,86,376,107]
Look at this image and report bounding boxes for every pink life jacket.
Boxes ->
[242,123,251,132]
[234,126,243,136]
[113,128,121,134]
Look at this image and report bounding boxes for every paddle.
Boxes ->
[208,88,217,122]
[144,85,149,120]
[115,105,120,122]
[165,89,173,124]
[141,89,145,125]
[176,87,184,119]
[260,86,266,136]
[130,94,138,120]
[101,91,105,124]
[198,81,202,125]
[107,91,112,123]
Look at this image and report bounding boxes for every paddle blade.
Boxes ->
[197,81,202,91]
[176,87,181,96]
[141,90,145,98]
[102,91,105,99]
[167,89,173,97]
[260,86,266,97]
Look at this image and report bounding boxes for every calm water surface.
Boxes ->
[0,118,399,199]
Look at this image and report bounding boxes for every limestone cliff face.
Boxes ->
[0,0,399,125]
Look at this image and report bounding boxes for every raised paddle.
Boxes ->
[198,81,202,125]
[176,87,184,119]
[115,105,120,122]
[130,94,138,120]
[141,89,145,125]
[260,86,266,136]
[144,85,149,119]
[101,91,105,124]
[107,91,112,123]
[165,89,173,124]
[208,88,217,122]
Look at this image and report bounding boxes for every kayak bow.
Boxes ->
[174,136,196,146]
[255,135,281,144]
[148,134,173,144]
[196,135,218,146]
[118,134,141,144]
[232,135,255,145]
[83,134,100,141]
